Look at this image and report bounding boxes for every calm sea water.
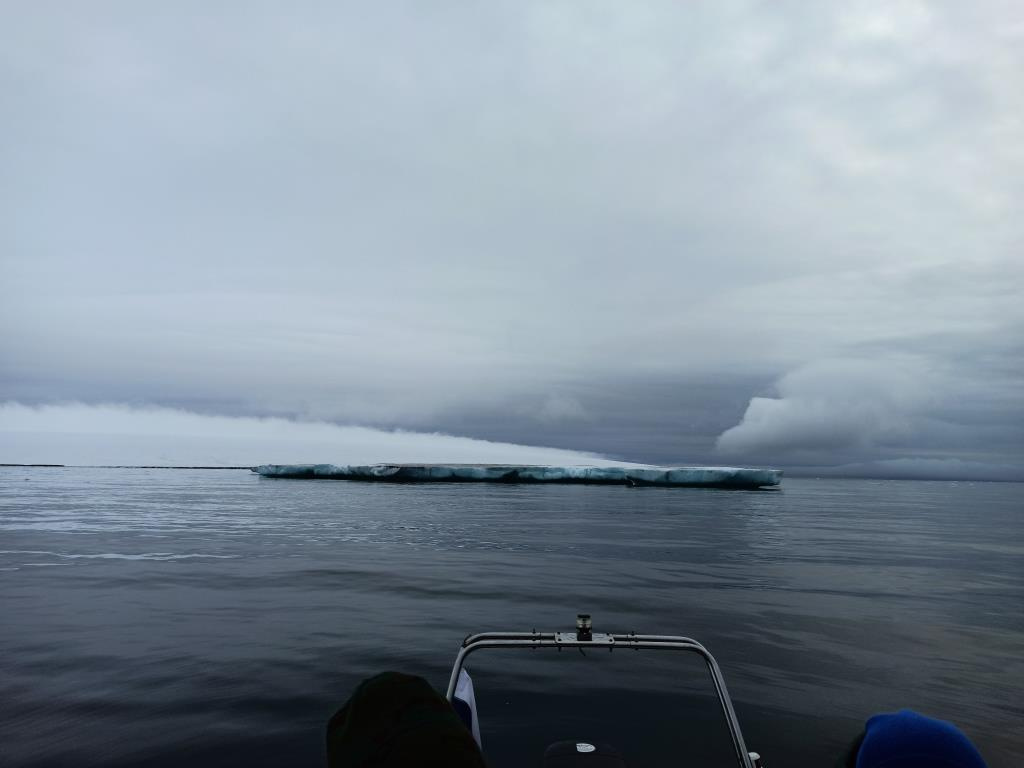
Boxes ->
[1,468,1021,767]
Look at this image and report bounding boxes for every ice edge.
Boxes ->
[251,464,782,489]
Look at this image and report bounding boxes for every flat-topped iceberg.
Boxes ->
[251,464,781,489]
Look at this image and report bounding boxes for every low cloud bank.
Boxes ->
[798,458,1024,482]
[716,357,934,458]
[715,357,1024,481]
[0,402,617,467]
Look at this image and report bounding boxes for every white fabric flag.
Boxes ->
[453,668,482,748]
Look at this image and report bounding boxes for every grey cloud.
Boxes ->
[1,2,1022,476]
[792,458,1024,483]
[716,343,1023,472]
[716,357,937,458]
[535,395,590,424]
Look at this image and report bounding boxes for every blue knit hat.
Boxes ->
[856,709,987,768]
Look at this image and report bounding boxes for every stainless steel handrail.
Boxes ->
[445,624,756,768]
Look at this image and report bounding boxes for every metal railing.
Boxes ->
[445,618,760,768]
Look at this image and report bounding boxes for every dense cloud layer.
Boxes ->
[0,403,611,467]
[718,357,935,456]
[1,2,1021,476]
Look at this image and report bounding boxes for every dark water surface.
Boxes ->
[1,468,1021,766]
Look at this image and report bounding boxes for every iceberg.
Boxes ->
[251,464,781,489]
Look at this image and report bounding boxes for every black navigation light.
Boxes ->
[576,613,592,641]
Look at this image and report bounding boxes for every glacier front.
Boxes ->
[251,464,782,489]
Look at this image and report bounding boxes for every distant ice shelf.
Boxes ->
[251,464,782,489]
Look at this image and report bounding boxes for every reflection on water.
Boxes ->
[1,468,1021,766]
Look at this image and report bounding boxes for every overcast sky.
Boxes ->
[1,1,1021,478]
